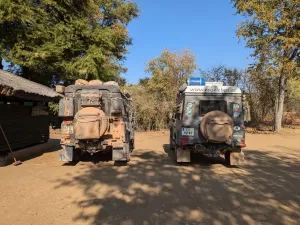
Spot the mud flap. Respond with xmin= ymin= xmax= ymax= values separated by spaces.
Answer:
xmin=176 ymin=148 xmax=191 ymax=163
xmin=112 ymin=146 xmax=127 ymax=161
xmin=59 ymin=146 xmax=73 ymax=161
xmin=230 ymin=151 xmax=244 ymax=166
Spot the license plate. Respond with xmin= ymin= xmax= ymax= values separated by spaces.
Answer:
xmin=182 ymin=128 xmax=194 ymax=136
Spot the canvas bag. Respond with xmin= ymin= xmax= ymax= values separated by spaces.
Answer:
xmin=74 ymin=107 xmax=105 ymax=140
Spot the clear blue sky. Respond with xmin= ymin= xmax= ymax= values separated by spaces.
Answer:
xmin=123 ymin=0 xmax=253 ymax=84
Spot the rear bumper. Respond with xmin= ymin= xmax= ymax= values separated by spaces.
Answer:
xmin=178 ymin=144 xmax=242 ymax=153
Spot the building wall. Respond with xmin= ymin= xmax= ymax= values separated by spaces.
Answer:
xmin=0 ymin=101 xmax=50 ymax=153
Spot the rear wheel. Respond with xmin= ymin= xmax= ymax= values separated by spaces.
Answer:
xmin=125 ymin=143 xmax=130 ymax=162
xmin=72 ymin=149 xmax=82 ymax=162
xmin=225 ymin=151 xmax=231 ymax=164
xmin=130 ymin=139 xmax=134 ymax=153
xmin=170 ymin=128 xmax=175 ymax=150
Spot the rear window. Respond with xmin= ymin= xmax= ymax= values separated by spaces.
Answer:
xmin=199 ymin=100 xmax=227 ymax=117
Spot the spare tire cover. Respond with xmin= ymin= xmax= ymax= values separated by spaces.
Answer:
xmin=74 ymin=107 xmax=108 ymax=140
xmin=200 ymin=110 xmax=233 ymax=143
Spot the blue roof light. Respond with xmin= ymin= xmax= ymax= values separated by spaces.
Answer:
xmin=187 ymin=77 xmax=206 ymax=86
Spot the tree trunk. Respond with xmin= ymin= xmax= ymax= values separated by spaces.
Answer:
xmin=22 ymin=66 xmax=31 ymax=80
xmin=0 ymin=58 xmax=3 ymax=70
xmin=273 ymin=96 xmax=278 ymax=131
xmin=274 ymin=73 xmax=288 ymax=132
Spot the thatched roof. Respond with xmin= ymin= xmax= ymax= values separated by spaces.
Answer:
xmin=0 ymin=70 xmax=62 ymax=102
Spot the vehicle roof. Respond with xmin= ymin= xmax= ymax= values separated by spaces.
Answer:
xmin=178 ymin=82 xmax=242 ymax=95
xmin=65 ymin=84 xmax=121 ymax=93
xmin=184 ymin=85 xmax=242 ymax=94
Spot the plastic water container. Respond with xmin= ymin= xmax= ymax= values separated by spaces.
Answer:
xmin=187 ymin=77 xmax=206 ymax=86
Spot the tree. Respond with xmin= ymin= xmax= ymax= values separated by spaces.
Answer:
xmin=286 ymin=78 xmax=300 ymax=112
xmin=138 ymin=77 xmax=150 ymax=86
xmin=201 ymin=65 xmax=226 ymax=83
xmin=0 ymin=0 xmax=139 ymax=85
xmin=127 ymin=49 xmax=197 ymax=131
xmin=200 ymin=65 xmax=244 ymax=87
xmin=146 ymin=49 xmax=197 ymax=102
xmin=232 ymin=0 xmax=300 ymax=131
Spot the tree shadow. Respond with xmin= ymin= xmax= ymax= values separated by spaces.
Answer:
xmin=53 ymin=145 xmax=300 ymax=225
xmin=163 ymin=143 xmax=227 ymax=167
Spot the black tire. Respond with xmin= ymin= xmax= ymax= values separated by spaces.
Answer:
xmin=174 ymin=146 xmax=178 ymax=162
xmin=0 ymin=154 xmax=9 ymax=167
xmin=225 ymin=151 xmax=231 ymax=164
xmin=170 ymin=129 xmax=175 ymax=150
xmin=125 ymin=143 xmax=130 ymax=162
xmin=130 ymin=139 xmax=134 ymax=153
xmin=72 ymin=148 xmax=81 ymax=162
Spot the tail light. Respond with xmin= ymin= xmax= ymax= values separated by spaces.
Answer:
xmin=239 ymin=139 xmax=246 ymax=148
xmin=180 ymin=137 xmax=189 ymax=146
xmin=62 ymin=119 xmax=74 ymax=134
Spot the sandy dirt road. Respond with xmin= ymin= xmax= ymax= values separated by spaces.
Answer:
xmin=0 ymin=131 xmax=300 ymax=225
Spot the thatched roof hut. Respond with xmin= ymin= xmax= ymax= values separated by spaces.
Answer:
xmin=0 ymin=69 xmax=62 ymax=102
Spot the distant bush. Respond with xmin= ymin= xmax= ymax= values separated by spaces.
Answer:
xmin=126 ymin=49 xmax=197 ymax=131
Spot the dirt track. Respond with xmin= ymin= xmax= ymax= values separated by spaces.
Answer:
xmin=1 ymin=131 xmax=300 ymax=225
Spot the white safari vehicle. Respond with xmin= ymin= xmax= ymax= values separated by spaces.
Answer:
xmin=170 ymin=78 xmax=250 ymax=166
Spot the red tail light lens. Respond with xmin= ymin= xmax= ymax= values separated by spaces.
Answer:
xmin=240 ymin=139 xmax=246 ymax=148
xmin=180 ymin=137 xmax=189 ymax=146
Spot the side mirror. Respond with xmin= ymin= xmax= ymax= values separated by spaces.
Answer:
xmin=56 ymin=85 xmax=65 ymax=94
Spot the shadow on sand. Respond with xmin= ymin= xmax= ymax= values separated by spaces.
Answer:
xmin=3 ymin=138 xmax=61 ymax=165
xmin=53 ymin=143 xmax=300 ymax=225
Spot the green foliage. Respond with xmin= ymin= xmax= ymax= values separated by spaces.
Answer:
xmin=247 ymin=70 xmax=278 ymax=123
xmin=138 ymin=77 xmax=150 ymax=86
xmin=286 ymin=78 xmax=300 ymax=111
xmin=146 ymin=49 xmax=197 ymax=102
xmin=128 ymin=49 xmax=197 ymax=131
xmin=233 ymin=0 xmax=300 ymax=74
xmin=48 ymin=102 xmax=59 ymax=115
xmin=0 ymin=0 xmax=139 ymax=84
xmin=126 ymin=85 xmax=168 ymax=131
xmin=232 ymin=0 xmax=300 ymax=130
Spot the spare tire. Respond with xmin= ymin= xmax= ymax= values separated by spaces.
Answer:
xmin=200 ymin=111 xmax=233 ymax=143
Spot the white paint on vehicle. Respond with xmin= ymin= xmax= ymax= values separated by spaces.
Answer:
xmin=185 ymin=86 xmax=242 ymax=94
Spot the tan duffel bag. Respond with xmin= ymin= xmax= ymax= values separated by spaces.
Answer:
xmin=74 ymin=107 xmax=107 ymax=140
